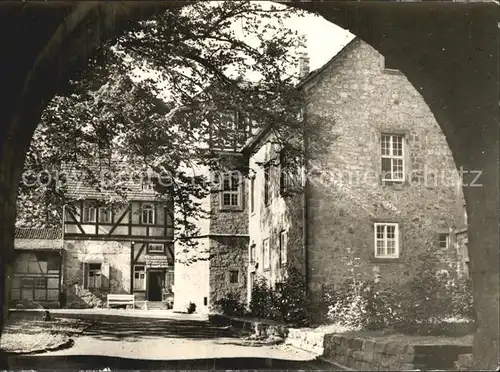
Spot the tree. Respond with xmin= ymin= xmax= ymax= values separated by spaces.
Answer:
xmin=17 ymin=1 xmax=310 ymax=242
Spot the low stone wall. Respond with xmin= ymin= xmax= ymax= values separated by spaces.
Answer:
xmin=454 ymin=353 xmax=473 ymax=370
xmin=323 ymin=334 xmax=473 ymax=371
xmin=208 ymin=314 xmax=288 ymax=338
xmin=285 ymin=328 xmax=326 ymax=355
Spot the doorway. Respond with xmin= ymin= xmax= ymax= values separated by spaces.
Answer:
xmin=147 ymin=270 xmax=165 ymax=301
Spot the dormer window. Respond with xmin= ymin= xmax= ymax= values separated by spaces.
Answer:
xmin=141 ymin=203 xmax=155 ymax=225
xmin=82 ymin=203 xmax=96 ymax=223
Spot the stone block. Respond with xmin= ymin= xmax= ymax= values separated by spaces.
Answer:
xmin=362 ymin=339 xmax=376 ymax=353
xmin=374 ymin=341 xmax=387 ymax=353
xmin=385 ymin=342 xmax=405 ymax=355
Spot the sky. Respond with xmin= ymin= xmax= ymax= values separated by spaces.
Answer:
xmin=131 ymin=2 xmax=355 ymax=101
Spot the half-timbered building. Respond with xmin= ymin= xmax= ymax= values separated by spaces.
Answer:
xmin=62 ymin=164 xmax=175 ymax=308
xmin=11 ymin=228 xmax=63 ymax=308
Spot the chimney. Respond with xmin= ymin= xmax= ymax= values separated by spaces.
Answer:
xmin=298 ymin=52 xmax=310 ymax=80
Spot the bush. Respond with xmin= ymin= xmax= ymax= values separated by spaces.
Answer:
xmin=249 ymin=266 xmax=309 ymax=326
xmin=187 ymin=302 xmax=196 ymax=314
xmin=213 ymin=292 xmax=246 ymax=317
xmin=323 ymin=249 xmax=476 ymax=335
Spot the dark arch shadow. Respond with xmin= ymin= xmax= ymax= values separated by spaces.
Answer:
xmin=0 ymin=2 xmax=498 ymax=369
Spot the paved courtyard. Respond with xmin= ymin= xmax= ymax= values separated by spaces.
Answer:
xmin=6 ymin=311 xmax=343 ymax=370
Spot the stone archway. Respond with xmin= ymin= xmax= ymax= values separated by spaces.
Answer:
xmin=0 ymin=2 xmax=498 ymax=369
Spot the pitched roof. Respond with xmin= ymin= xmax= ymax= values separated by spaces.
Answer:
xmin=61 ymin=161 xmax=169 ymax=202
xmin=15 ymin=228 xmax=63 ymax=240
xmin=240 ymin=38 xmax=359 ymax=154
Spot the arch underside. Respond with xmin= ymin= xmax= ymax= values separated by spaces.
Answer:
xmin=0 ymin=1 xmax=498 ymax=369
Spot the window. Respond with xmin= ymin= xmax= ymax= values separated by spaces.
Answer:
xmin=263 ymin=238 xmax=270 ymax=270
xmin=141 ymin=203 xmax=155 ymax=224
xmin=249 ymin=243 xmax=256 ymax=264
xmin=381 ymin=134 xmax=405 ymax=182
xmin=88 ymin=263 xmax=102 ymax=289
xmin=264 ymin=164 xmax=271 ymax=206
xmin=22 ymin=277 xmax=47 ymax=289
xmin=279 ymin=230 xmax=288 ymax=266
xmin=47 ymin=255 xmax=59 ymax=271
xmin=229 ymin=270 xmax=239 ymax=284
xmin=221 ymin=171 xmax=242 ymax=209
xmin=439 ymin=233 xmax=450 ymax=249
xmin=148 ymin=243 xmax=165 ymax=253
xmin=280 ymin=149 xmax=300 ymax=195
xmin=133 ymin=265 xmax=146 ymax=290
xmin=82 ymin=204 xmax=96 ymax=223
xmin=250 ymin=177 xmax=255 ymax=213
xmin=374 ymin=223 xmax=400 ymax=258
xmin=98 ymin=207 xmax=112 ymax=223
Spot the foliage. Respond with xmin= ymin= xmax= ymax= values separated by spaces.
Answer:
xmin=249 ymin=265 xmax=309 ymax=326
xmin=323 ymin=248 xmax=476 ymax=335
xmin=17 ymin=1 xmax=310 ymax=239
xmin=213 ymin=292 xmax=247 ymax=317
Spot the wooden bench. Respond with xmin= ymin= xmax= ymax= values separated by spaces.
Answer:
xmin=107 ymin=294 xmax=135 ymax=309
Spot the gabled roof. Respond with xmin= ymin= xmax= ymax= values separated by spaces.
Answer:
xmin=62 ymin=161 xmax=169 ymax=202
xmin=240 ymin=38 xmax=359 ymax=154
xmin=15 ymin=228 xmax=63 ymax=240
xmin=296 ymin=37 xmax=359 ymax=90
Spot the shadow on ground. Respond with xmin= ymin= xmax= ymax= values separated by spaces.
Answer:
xmin=7 ymin=312 xmax=235 ymax=342
xmin=6 ymin=354 xmax=341 ymax=370
xmin=77 ymin=314 xmax=235 ymax=341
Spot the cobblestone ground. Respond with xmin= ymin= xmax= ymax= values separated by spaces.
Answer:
xmin=6 ymin=311 xmax=344 ymax=370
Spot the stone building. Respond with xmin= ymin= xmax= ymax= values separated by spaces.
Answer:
xmin=244 ymin=38 xmax=468 ymax=311
xmin=173 ymin=114 xmax=253 ymax=314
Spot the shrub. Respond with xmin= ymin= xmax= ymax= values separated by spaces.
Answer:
xmin=274 ymin=266 xmax=310 ymax=326
xmin=187 ymin=302 xmax=196 ymax=314
xmin=249 ymin=276 xmax=279 ymax=319
xmin=249 ymin=266 xmax=309 ymax=325
xmin=322 ymin=249 xmax=476 ymax=335
xmin=213 ymin=292 xmax=246 ymax=317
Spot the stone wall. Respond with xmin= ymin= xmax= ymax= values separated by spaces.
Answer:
xmin=209 ymin=236 xmax=248 ymax=311
xmin=303 ymin=39 xmax=466 ymax=306
xmin=323 ymin=334 xmax=472 ymax=371
xmin=247 ymin=132 xmax=304 ymax=300
xmin=63 ymin=240 xmax=131 ymax=308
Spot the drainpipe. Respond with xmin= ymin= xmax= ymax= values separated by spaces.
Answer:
xmin=301 ymin=108 xmax=309 ymax=299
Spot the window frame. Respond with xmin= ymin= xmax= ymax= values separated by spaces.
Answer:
xmin=279 ymin=230 xmax=288 ymax=266
xmin=82 ymin=203 xmax=96 ymax=223
xmin=381 ymin=133 xmax=405 ymax=183
xmin=87 ymin=263 xmax=102 ymax=289
xmin=220 ymin=170 xmax=243 ymax=210
xmin=229 ymin=270 xmax=239 ymax=284
xmin=141 ymin=203 xmax=155 ymax=225
xmin=98 ymin=206 xmax=112 ymax=224
xmin=250 ymin=176 xmax=255 ymax=214
xmin=147 ymin=243 xmax=165 ymax=253
xmin=263 ymin=238 xmax=270 ymax=271
xmin=133 ymin=265 xmax=146 ymax=291
xmin=373 ymin=222 xmax=400 ymax=259
xmin=439 ymin=233 xmax=450 ymax=249
xmin=264 ymin=164 xmax=271 ymax=206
